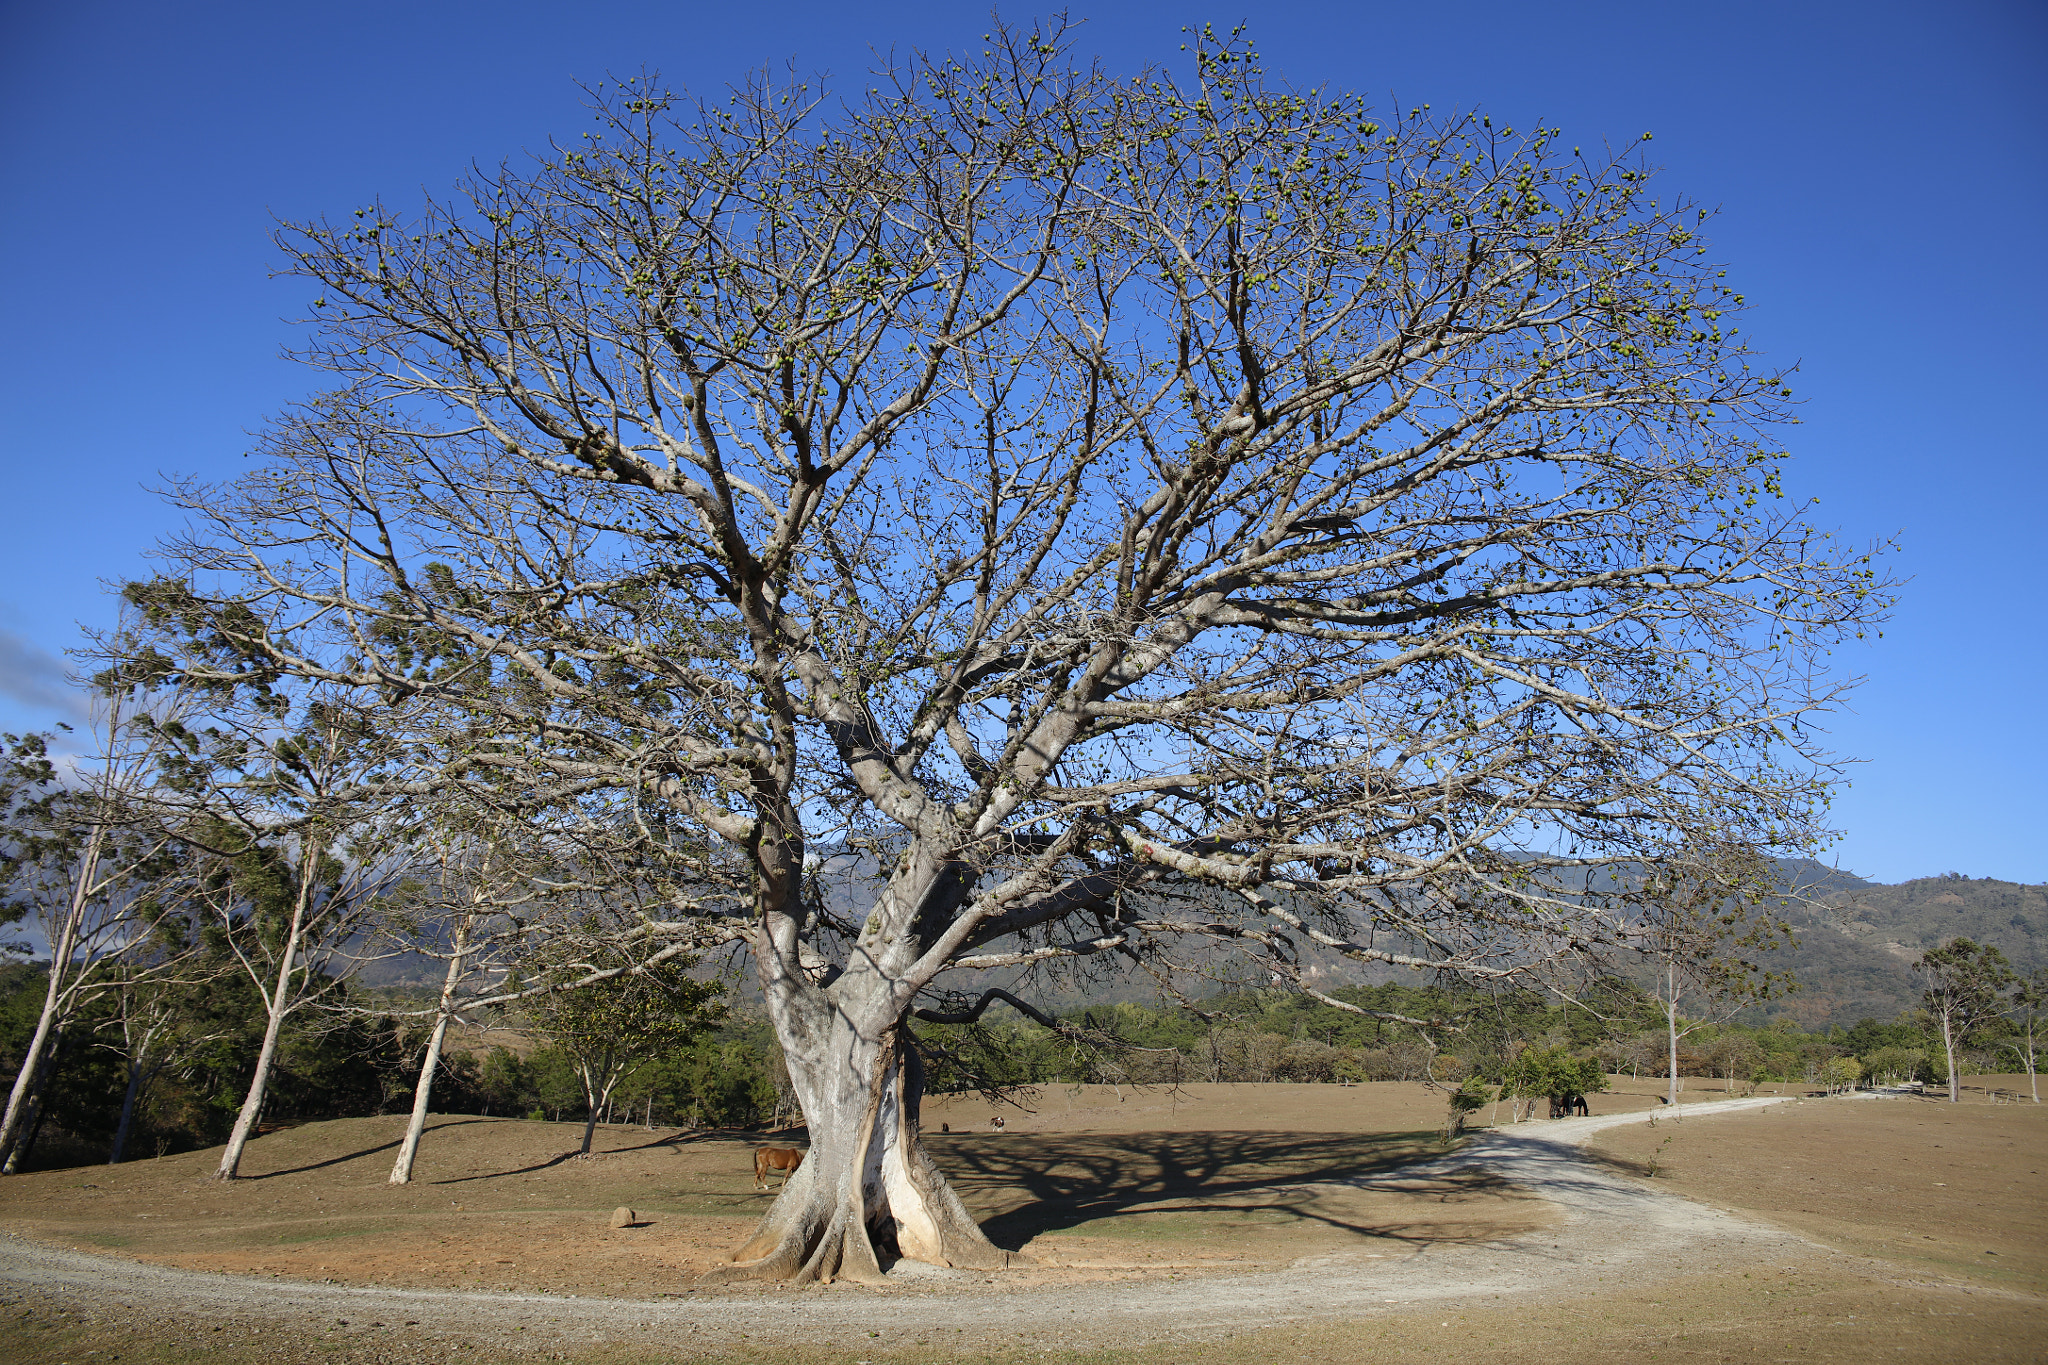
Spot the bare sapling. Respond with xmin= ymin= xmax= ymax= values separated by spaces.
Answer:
xmin=2005 ymin=969 xmax=2045 ymax=1104
xmin=516 ymin=905 xmax=725 ymax=1157
xmin=1637 ymin=844 xmax=1796 ymax=1113
xmin=95 ymin=962 xmax=232 ymax=1164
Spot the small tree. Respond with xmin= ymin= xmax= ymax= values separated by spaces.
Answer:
xmin=1638 ymin=844 xmax=1795 ymax=1110
xmin=1439 ymin=1074 xmax=1491 ymax=1143
xmin=1500 ymin=1045 xmax=1608 ymax=1122
xmin=2003 ymin=969 xmax=2044 ymax=1104
xmin=91 ymin=964 xmax=233 ymax=1164
xmin=1702 ymin=1033 xmax=1766 ymax=1094
xmin=1618 ymin=1031 xmax=1665 ymax=1081
xmin=161 ymin=692 xmax=421 ymax=1181
xmin=522 ymin=937 xmax=725 ymax=1155
xmin=383 ymin=823 xmax=562 ymax=1184
xmin=0 ymin=682 xmax=210 ymax=1172
xmin=1820 ymin=1055 xmax=1862 ymax=1095
xmin=1861 ymin=1045 xmax=1928 ymax=1087
xmin=1914 ymin=939 xmax=2016 ymax=1104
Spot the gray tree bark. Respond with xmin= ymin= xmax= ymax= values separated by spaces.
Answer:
xmin=0 ymin=825 xmax=103 ymax=1167
xmin=390 ymin=918 xmax=472 ymax=1184
xmin=215 ymin=850 xmax=317 ymax=1181
xmin=703 ymin=1013 xmax=1016 ymax=1286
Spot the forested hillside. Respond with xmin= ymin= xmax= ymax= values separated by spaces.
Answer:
xmin=1813 ymin=873 xmax=2045 ymax=968
xmin=895 ymin=860 xmax=2048 ymax=1029
xmin=1762 ymin=869 xmax=2047 ymax=1027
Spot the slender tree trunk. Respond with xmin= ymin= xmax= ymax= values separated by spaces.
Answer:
xmin=577 ymin=1057 xmax=610 ymax=1156
xmin=108 ymin=1053 xmax=155 ymax=1166
xmin=0 ymin=1008 xmax=64 ymax=1171
xmin=5 ymin=1091 xmax=47 ymax=1174
xmin=108 ymin=1007 xmax=171 ymax=1165
xmin=109 ymin=1064 xmax=146 ymax=1165
xmin=390 ymin=1010 xmax=456 ymax=1183
xmin=216 ymin=856 xmax=315 ymax=1181
xmin=8 ymin=1020 xmax=76 ymax=1174
xmin=216 ymin=972 xmax=293 ymax=1179
xmin=0 ymin=826 xmax=105 ymax=1168
xmin=1940 ymin=1010 xmax=1960 ymax=1103
xmin=390 ymin=921 xmax=471 ymax=1185
xmin=1665 ymin=965 xmax=1682 ymax=1110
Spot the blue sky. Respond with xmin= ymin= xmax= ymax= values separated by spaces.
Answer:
xmin=1 ymin=0 xmax=2042 ymax=884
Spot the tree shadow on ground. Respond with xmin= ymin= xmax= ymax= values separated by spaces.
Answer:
xmin=928 ymin=1129 xmax=1524 ymax=1251
xmin=243 ymin=1118 xmax=497 ymax=1180
xmin=429 ymin=1123 xmax=771 ymax=1185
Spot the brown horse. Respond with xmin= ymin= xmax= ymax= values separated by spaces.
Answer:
xmin=753 ymin=1146 xmax=805 ymax=1191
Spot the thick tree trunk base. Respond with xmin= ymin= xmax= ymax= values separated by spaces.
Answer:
xmin=700 ymin=1032 xmax=1028 ymax=1285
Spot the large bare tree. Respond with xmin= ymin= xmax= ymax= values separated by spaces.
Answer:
xmin=132 ymin=25 xmax=1886 ymax=1281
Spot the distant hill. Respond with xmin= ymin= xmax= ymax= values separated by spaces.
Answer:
xmin=1810 ymin=872 xmax=2046 ymax=968
xmin=353 ymin=856 xmax=2046 ymax=1031
xmin=1734 ymin=865 xmax=2042 ymax=1028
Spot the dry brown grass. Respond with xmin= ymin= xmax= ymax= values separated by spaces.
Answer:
xmin=1587 ymin=1077 xmax=2048 ymax=1295
xmin=0 ymin=1082 xmax=1554 ymax=1294
xmin=1 ymin=1078 xmax=2044 ymax=1363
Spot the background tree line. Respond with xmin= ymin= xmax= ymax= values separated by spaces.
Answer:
xmin=4 ymin=934 xmax=2037 ymax=1175
xmin=915 ymin=976 xmax=2045 ymax=1097
xmin=0 ymin=957 xmax=788 ymax=1172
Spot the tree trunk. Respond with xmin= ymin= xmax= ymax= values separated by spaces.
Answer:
xmin=0 ymin=1006 xmax=63 ymax=1171
xmin=108 ymin=1008 xmax=170 ymax=1166
xmin=1940 ymin=1011 xmax=1960 ymax=1103
xmin=216 ymin=924 xmax=307 ymax=1179
xmin=391 ymin=922 xmax=470 ymax=1185
xmin=4 ymin=1091 xmax=47 ymax=1174
xmin=577 ymin=1056 xmax=611 ymax=1156
xmin=216 ymin=979 xmax=291 ymax=1180
xmin=109 ymin=1054 xmax=152 ymax=1166
xmin=1 ymin=1028 xmax=66 ymax=1175
xmin=216 ymin=843 xmax=318 ymax=1180
xmin=701 ymin=1021 xmax=1020 ymax=1285
xmin=1665 ymin=965 xmax=1681 ymax=1110
xmin=391 ymin=1011 xmax=454 ymax=1183
xmin=0 ymin=825 xmax=103 ymax=1169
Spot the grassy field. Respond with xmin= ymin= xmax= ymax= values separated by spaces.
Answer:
xmin=0 ymin=1077 xmax=2043 ymax=1363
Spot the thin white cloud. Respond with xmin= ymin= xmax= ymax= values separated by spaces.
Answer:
xmin=0 ymin=625 xmax=88 ymax=722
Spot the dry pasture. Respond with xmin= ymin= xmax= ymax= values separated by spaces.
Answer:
xmin=0 ymin=1081 xmax=1552 ymax=1295
xmin=0 ymin=1078 xmax=2044 ymax=1364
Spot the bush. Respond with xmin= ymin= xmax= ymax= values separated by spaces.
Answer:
xmin=1861 ymin=1046 xmax=1929 ymax=1085
xmin=1501 ymin=1045 xmax=1609 ymax=1118
xmin=1819 ymin=1055 xmax=1863 ymax=1093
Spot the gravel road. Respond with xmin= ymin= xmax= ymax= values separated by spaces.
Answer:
xmin=0 ymin=1095 xmax=1815 ymax=1357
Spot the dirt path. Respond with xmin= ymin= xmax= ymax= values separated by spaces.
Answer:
xmin=0 ymin=1095 xmax=1817 ymax=1356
